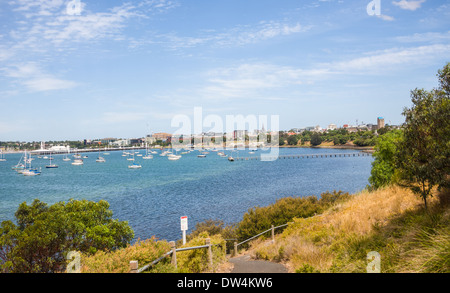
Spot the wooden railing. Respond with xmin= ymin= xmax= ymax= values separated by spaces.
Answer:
xmin=129 ymin=238 xmax=218 ymax=273
xmin=129 ymin=223 xmax=291 ymax=273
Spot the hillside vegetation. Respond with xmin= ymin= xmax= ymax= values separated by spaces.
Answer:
xmin=247 ymin=186 xmax=449 ymax=273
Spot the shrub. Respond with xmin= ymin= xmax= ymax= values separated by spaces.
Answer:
xmin=176 ymin=232 xmax=226 ymax=273
xmin=0 ymin=199 xmax=134 ymax=273
xmin=80 ymin=237 xmax=171 ymax=273
xmin=235 ymin=191 xmax=350 ymax=244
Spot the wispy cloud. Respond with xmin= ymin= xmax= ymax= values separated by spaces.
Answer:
xmin=2 ymin=62 xmax=78 ymax=92
xmin=136 ymin=21 xmax=311 ymax=51
xmin=377 ymin=14 xmax=395 ymax=21
xmin=199 ymin=43 xmax=450 ymax=101
xmin=329 ymin=44 xmax=450 ymax=73
xmin=5 ymin=0 xmax=178 ymax=52
xmin=392 ymin=0 xmax=426 ymax=11
xmin=395 ymin=31 xmax=450 ymax=43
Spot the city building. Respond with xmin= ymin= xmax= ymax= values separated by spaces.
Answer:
xmin=152 ymin=133 xmax=172 ymax=142
xmin=327 ymin=124 xmax=337 ymax=131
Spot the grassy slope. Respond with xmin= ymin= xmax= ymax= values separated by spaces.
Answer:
xmin=247 ymin=186 xmax=450 ymax=273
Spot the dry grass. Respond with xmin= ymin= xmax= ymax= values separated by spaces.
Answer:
xmin=250 ymin=186 xmax=427 ymax=272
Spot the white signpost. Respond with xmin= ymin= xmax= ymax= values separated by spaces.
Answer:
xmin=181 ymin=216 xmax=188 ymax=245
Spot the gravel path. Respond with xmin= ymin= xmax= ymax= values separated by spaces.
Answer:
xmin=229 ymin=255 xmax=288 ymax=273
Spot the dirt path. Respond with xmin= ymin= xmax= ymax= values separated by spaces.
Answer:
xmin=228 ymin=255 xmax=288 ymax=273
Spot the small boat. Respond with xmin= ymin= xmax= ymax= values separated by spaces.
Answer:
xmin=22 ymin=152 xmax=42 ymax=175
xmin=0 ymin=151 xmax=6 ymax=162
xmin=96 ymin=157 xmax=106 ymax=163
xmin=63 ymin=155 xmax=71 ymax=161
xmin=197 ymin=154 xmax=206 ymax=158
xmin=12 ymin=163 xmax=25 ymax=171
xmin=128 ymin=163 xmax=142 ymax=169
xmin=168 ymin=155 xmax=181 ymax=161
xmin=228 ymin=156 xmax=235 ymax=162
xmin=82 ymin=156 xmax=88 ymax=159
xmin=46 ymin=154 xmax=58 ymax=168
xmin=22 ymin=168 xmax=42 ymax=176
xmin=12 ymin=152 xmax=26 ymax=171
xmin=72 ymin=159 xmax=84 ymax=166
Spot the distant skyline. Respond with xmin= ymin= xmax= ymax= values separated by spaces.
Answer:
xmin=1 ymin=0 xmax=449 ymax=141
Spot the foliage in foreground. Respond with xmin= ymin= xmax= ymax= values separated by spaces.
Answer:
xmin=176 ymin=232 xmax=226 ymax=273
xmin=250 ymin=186 xmax=449 ymax=273
xmin=369 ymin=62 xmax=450 ymax=210
xmin=80 ymin=237 xmax=172 ymax=273
xmin=235 ymin=191 xmax=351 ymax=244
xmin=0 ymin=199 xmax=134 ymax=273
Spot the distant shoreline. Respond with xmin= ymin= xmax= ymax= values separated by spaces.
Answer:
xmin=1 ymin=144 xmax=375 ymax=155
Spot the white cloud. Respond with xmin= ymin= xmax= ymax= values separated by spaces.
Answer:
xmin=2 ymin=62 xmax=78 ymax=92
xmin=392 ymin=0 xmax=426 ymax=11
xmin=23 ymin=77 xmax=77 ymax=92
xmin=377 ymin=14 xmax=395 ymax=21
xmin=150 ymin=21 xmax=311 ymax=50
xmin=395 ymin=31 xmax=450 ymax=43
xmin=199 ymin=43 xmax=450 ymax=100
xmin=329 ymin=44 xmax=450 ymax=72
xmin=6 ymin=0 xmax=177 ymax=50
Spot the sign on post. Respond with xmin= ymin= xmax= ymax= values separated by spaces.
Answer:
xmin=181 ymin=216 xmax=188 ymax=245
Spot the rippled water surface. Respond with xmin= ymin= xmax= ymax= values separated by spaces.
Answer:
xmin=0 ymin=148 xmax=373 ymax=241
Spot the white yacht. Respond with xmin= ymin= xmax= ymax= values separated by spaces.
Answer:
xmin=96 ymin=157 xmax=106 ymax=163
xmin=168 ymin=154 xmax=181 ymax=161
xmin=46 ymin=154 xmax=58 ymax=168
xmin=128 ymin=163 xmax=142 ymax=169
xmin=72 ymin=159 xmax=84 ymax=166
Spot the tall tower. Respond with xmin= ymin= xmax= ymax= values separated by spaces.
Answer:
xmin=377 ymin=117 xmax=385 ymax=129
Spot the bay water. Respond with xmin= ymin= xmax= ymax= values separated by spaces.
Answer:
xmin=0 ymin=148 xmax=373 ymax=242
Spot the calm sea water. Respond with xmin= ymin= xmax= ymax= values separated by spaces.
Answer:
xmin=0 ymin=148 xmax=373 ymax=242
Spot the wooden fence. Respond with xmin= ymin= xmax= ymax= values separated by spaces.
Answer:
xmin=129 ymin=223 xmax=291 ymax=273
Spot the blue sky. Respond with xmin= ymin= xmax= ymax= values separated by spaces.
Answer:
xmin=0 ymin=0 xmax=449 ymax=141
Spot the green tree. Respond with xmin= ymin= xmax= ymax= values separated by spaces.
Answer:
xmin=287 ymin=135 xmax=299 ymax=146
xmin=310 ymin=133 xmax=323 ymax=146
xmin=0 ymin=199 xmax=134 ymax=273
xmin=369 ymin=130 xmax=403 ymax=189
xmin=395 ymin=63 xmax=450 ymax=209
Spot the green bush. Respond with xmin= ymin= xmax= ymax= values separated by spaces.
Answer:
xmin=184 ymin=219 xmax=236 ymax=254
xmin=80 ymin=237 xmax=172 ymax=273
xmin=176 ymin=232 xmax=226 ymax=273
xmin=0 ymin=199 xmax=134 ymax=273
xmin=235 ymin=191 xmax=350 ymax=244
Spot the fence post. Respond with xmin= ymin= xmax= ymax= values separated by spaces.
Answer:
xmin=234 ymin=241 xmax=238 ymax=256
xmin=271 ymin=225 xmax=275 ymax=243
xmin=170 ymin=241 xmax=177 ymax=269
xmin=206 ymin=238 xmax=214 ymax=272
xmin=129 ymin=261 xmax=138 ymax=273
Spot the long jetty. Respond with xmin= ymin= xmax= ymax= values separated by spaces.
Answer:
xmin=233 ymin=152 xmax=372 ymax=161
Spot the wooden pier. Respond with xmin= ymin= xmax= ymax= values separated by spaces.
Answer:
xmin=233 ymin=152 xmax=372 ymax=161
